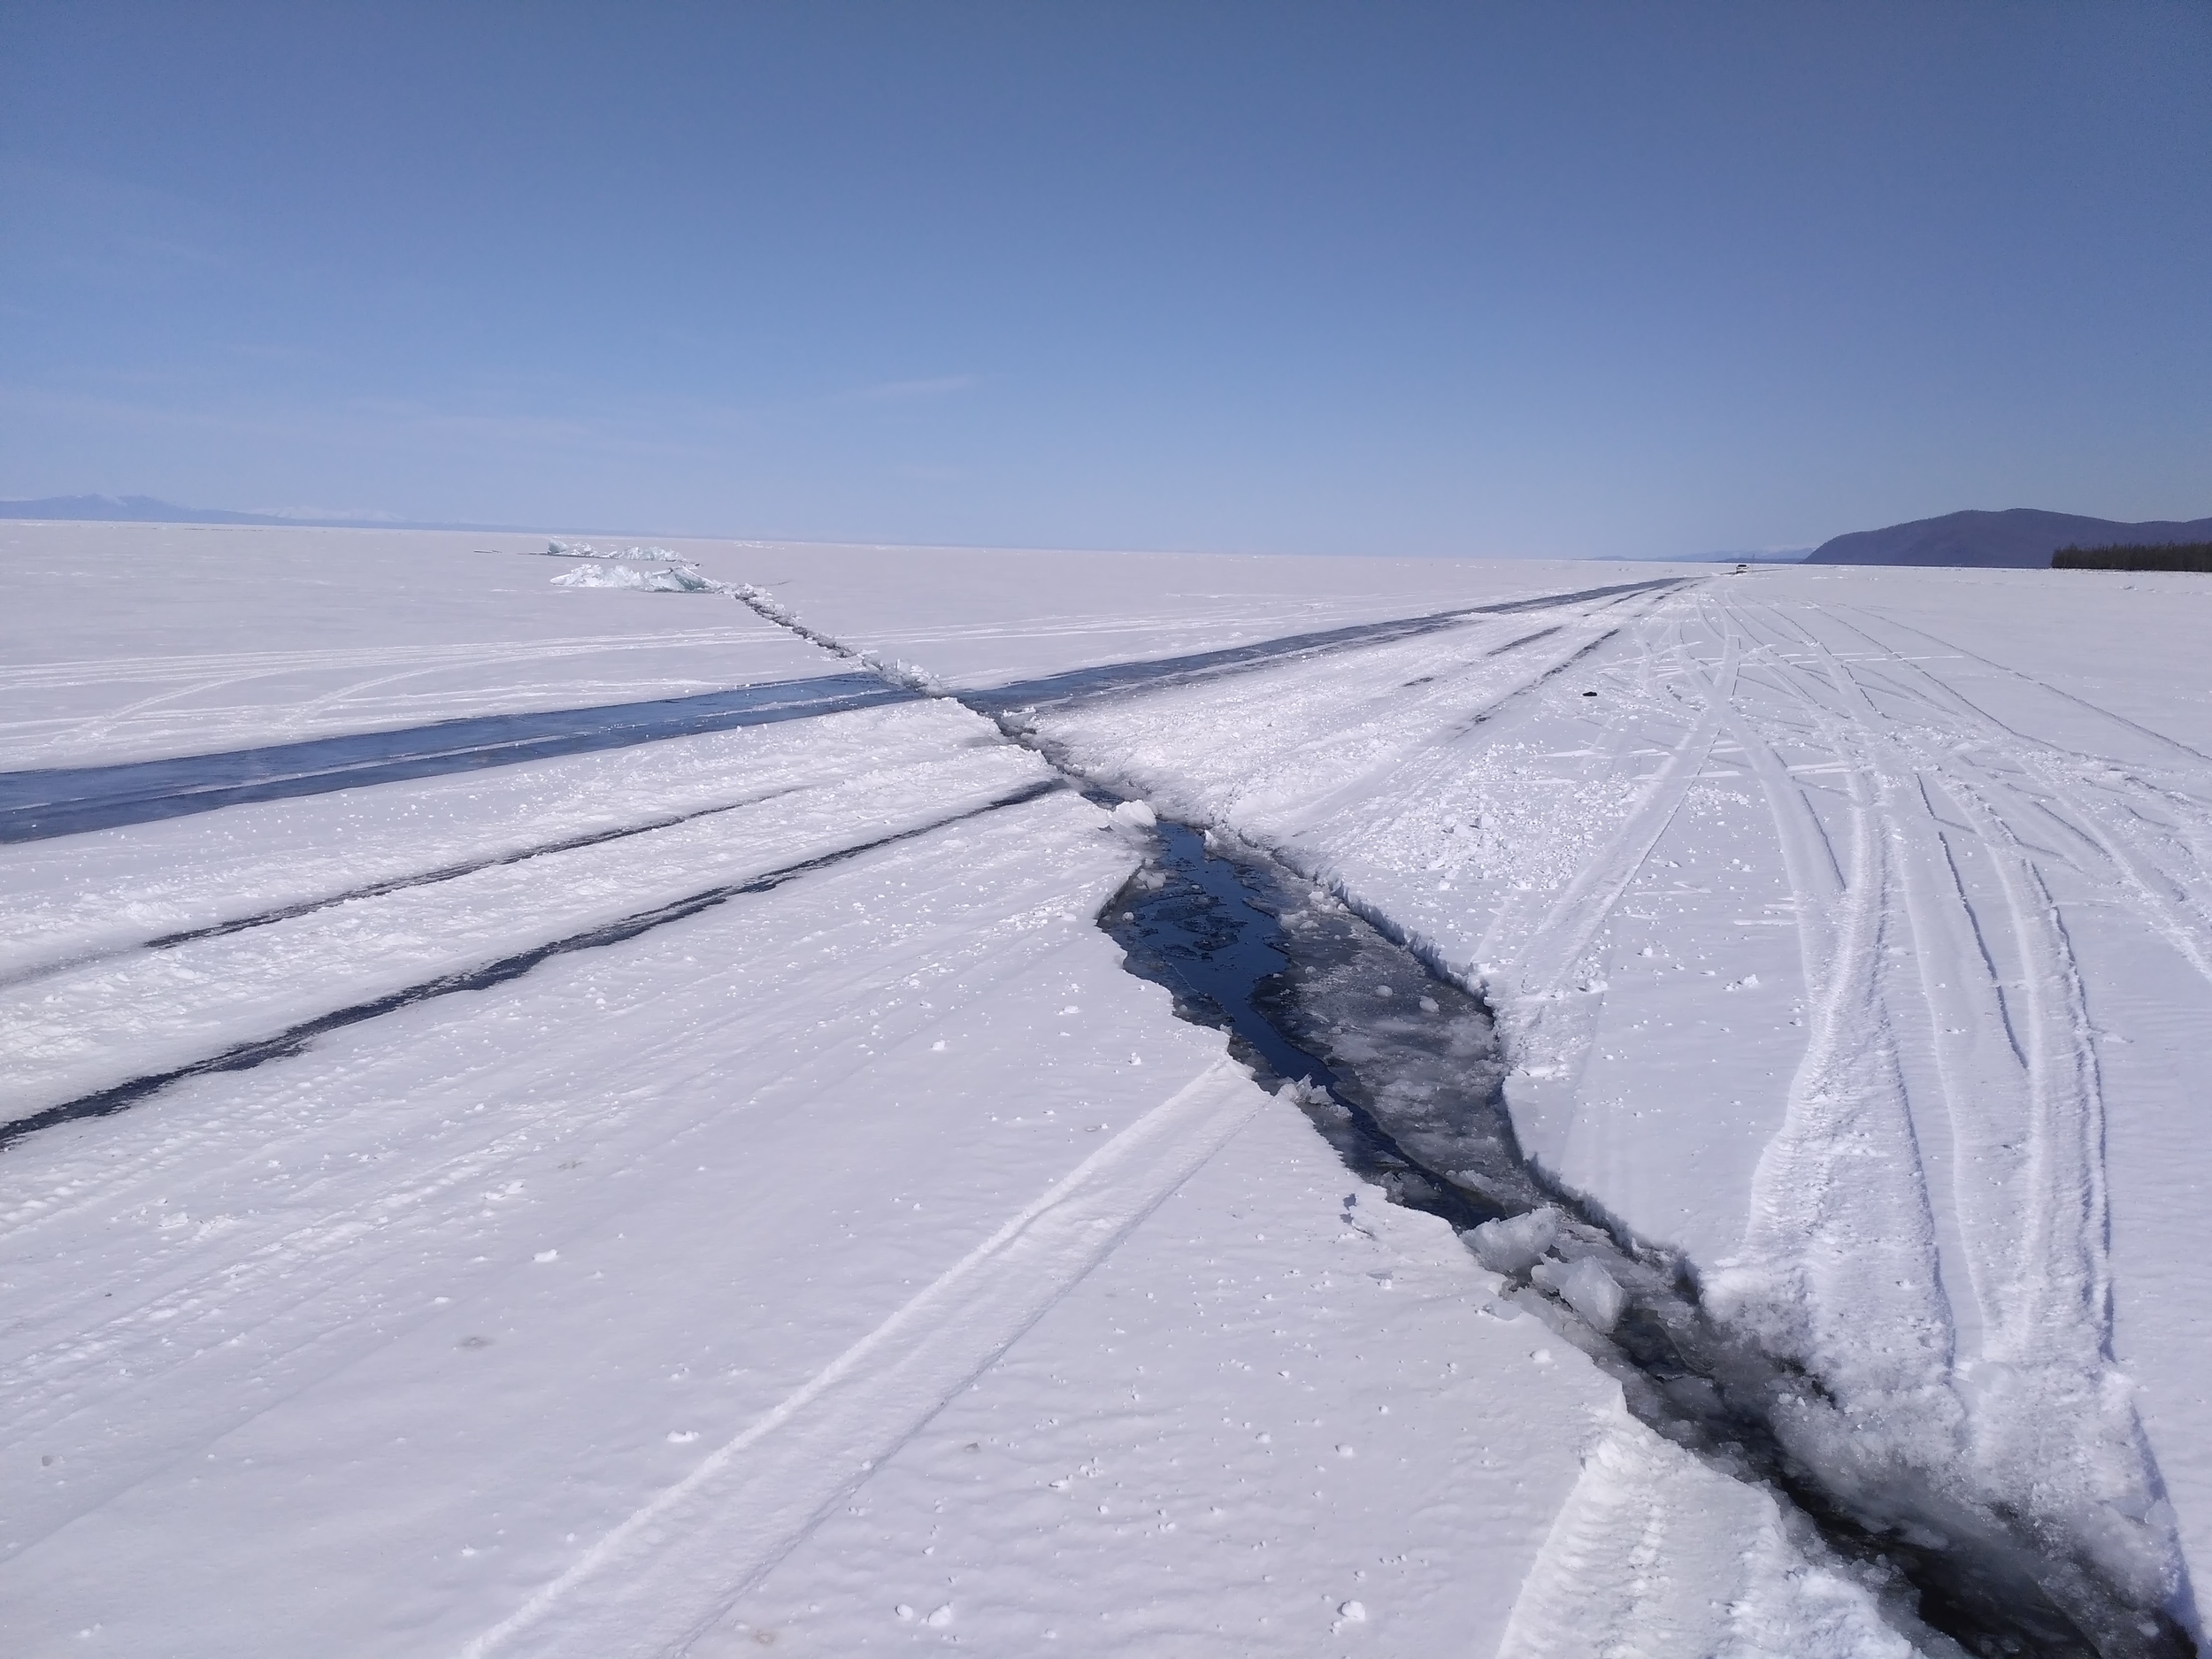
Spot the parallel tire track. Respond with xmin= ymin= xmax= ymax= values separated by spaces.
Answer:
xmin=460 ymin=1059 xmax=1263 ymax=1659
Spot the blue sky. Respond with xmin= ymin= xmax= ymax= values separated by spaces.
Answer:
xmin=3 ymin=2 xmax=2208 ymax=557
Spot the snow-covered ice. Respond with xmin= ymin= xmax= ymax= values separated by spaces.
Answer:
xmin=737 ymin=541 xmax=2212 ymax=1645
xmin=5 ymin=523 xmax=2208 ymax=1655
xmin=0 ymin=521 xmax=815 ymax=767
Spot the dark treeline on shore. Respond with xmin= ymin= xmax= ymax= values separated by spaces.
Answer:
xmin=2053 ymin=542 xmax=2212 ymax=572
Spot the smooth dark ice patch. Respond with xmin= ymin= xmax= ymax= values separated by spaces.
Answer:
xmin=0 ymin=674 xmax=917 ymax=842
xmin=968 ymin=579 xmax=1683 ymax=716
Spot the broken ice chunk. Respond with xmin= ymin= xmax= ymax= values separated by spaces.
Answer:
xmin=1532 ymin=1256 xmax=1627 ymax=1333
xmin=1468 ymin=1207 xmax=1561 ymax=1275
xmin=549 ymin=563 xmax=715 ymax=593
xmin=1110 ymin=799 xmax=1158 ymax=830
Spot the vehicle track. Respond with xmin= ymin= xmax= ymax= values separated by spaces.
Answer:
xmin=465 ymin=1057 xmax=1263 ymax=1659
xmin=1690 ymin=591 xmax=2184 ymax=1636
xmin=0 ymin=788 xmax=1123 ymax=1555
xmin=735 ymin=579 xmax=2197 ymax=1656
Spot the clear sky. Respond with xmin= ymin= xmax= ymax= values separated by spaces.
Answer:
xmin=3 ymin=3 xmax=2208 ymax=557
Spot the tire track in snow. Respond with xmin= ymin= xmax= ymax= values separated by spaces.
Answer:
xmin=1458 ymin=610 xmax=1731 ymax=1141
xmin=457 ymin=1057 xmax=1263 ymax=1659
xmin=0 ymin=801 xmax=1125 ymax=1533
xmin=1766 ymin=609 xmax=2183 ymax=1579
xmin=1814 ymin=605 xmax=2212 ymax=997
xmin=1699 ymin=603 xmax=1991 ymax=1379
xmin=1701 ymin=594 xmax=2185 ymax=1624
xmin=1496 ymin=1420 xmax=1921 ymax=1659
xmin=1719 ymin=601 xmax=2069 ymax=1390
xmin=1212 ymin=591 xmax=1681 ymax=1007
xmin=1685 ymin=594 xmax=1844 ymax=986
xmin=1685 ymin=603 xmax=1967 ymax=1383
xmin=1703 ymin=610 xmax=1959 ymax=1423
xmin=1506 ymin=626 xmax=1738 ymax=1000
xmin=729 ymin=577 xmax=2195 ymax=1651
xmin=1843 ymin=657 xmax=2185 ymax=1624
xmin=1108 ymin=610 xmax=1652 ymax=862
xmin=1423 ymin=602 xmax=1694 ymax=976
xmin=1930 ymin=778 xmax=2116 ymax=1363
xmin=1832 ymin=603 xmax=2212 ymax=772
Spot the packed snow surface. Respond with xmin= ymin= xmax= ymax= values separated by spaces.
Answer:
xmin=0 ymin=522 xmax=815 ymax=767
xmin=740 ymin=543 xmax=2212 ymax=1643
xmin=4 ymin=523 xmax=2208 ymax=1656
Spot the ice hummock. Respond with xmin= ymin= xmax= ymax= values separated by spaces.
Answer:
xmin=536 ymin=539 xmax=684 ymax=560
xmin=549 ymin=564 xmax=719 ymax=594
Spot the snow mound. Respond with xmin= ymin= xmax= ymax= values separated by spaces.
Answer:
xmin=538 ymin=539 xmax=683 ymax=560
xmin=549 ymin=564 xmax=718 ymax=594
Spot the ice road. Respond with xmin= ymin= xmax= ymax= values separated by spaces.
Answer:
xmin=2 ymin=521 xmax=2208 ymax=1658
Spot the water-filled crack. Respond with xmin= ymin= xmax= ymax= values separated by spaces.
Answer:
xmin=726 ymin=582 xmax=2195 ymax=1659
xmin=1104 ymin=818 xmax=2191 ymax=1659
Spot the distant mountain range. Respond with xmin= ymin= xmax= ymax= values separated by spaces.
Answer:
xmin=0 ymin=494 xmax=510 ymax=533
xmin=1805 ymin=508 xmax=2212 ymax=568
xmin=8 ymin=494 xmax=2209 ymax=569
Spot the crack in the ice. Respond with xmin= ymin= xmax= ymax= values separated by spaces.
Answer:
xmin=733 ymin=580 xmax=1683 ymax=719
xmin=0 ymin=785 xmax=822 ymax=992
xmin=724 ymin=586 xmax=2193 ymax=1659
xmin=0 ymin=780 xmax=1064 ymax=1153
xmin=1102 ymin=819 xmax=2192 ymax=1659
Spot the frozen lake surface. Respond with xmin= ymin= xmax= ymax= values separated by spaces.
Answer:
xmin=4 ymin=520 xmax=2209 ymax=1657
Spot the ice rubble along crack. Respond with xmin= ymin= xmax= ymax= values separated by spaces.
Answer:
xmin=729 ymin=581 xmax=2196 ymax=1659
xmin=1106 ymin=806 xmax=2184 ymax=1659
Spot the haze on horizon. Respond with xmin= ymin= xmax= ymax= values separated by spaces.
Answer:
xmin=2 ymin=2 xmax=2207 ymax=559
